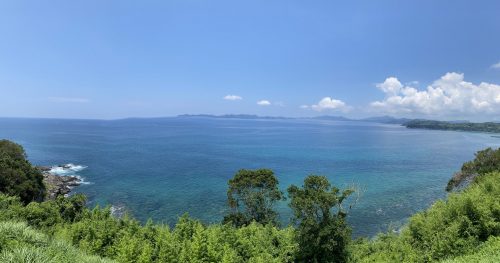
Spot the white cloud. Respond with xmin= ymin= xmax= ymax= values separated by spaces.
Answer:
xmin=376 ymin=77 xmax=403 ymax=95
xmin=48 ymin=97 xmax=89 ymax=103
xmin=257 ymin=100 xmax=271 ymax=106
xmin=371 ymin=72 xmax=500 ymax=117
xmin=491 ymin=62 xmax=500 ymax=69
xmin=303 ymin=97 xmax=349 ymax=112
xmin=223 ymin=95 xmax=242 ymax=101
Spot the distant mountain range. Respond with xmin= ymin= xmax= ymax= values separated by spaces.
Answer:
xmin=177 ymin=114 xmax=412 ymax=124
xmin=177 ymin=114 xmax=293 ymax=120
xmin=357 ymin=116 xmax=413 ymax=124
xmin=176 ymin=114 xmax=500 ymax=130
xmin=110 ymin=114 xmax=500 ymax=135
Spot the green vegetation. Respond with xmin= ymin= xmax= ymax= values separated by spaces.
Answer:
xmin=288 ymin=175 xmax=353 ymax=263
xmin=0 ymin=220 xmax=111 ymax=263
xmin=1 ymin=139 xmax=500 ymax=262
xmin=350 ymin=170 xmax=500 ymax=262
xmin=441 ymin=237 xmax=500 ymax=263
xmin=447 ymin=147 xmax=500 ymax=191
xmin=404 ymin=119 xmax=500 ymax=133
xmin=0 ymin=194 xmax=297 ymax=262
xmin=0 ymin=139 xmax=45 ymax=204
xmin=223 ymin=169 xmax=284 ymax=227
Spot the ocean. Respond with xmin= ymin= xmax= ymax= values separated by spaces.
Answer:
xmin=1 ymin=117 xmax=499 ymax=237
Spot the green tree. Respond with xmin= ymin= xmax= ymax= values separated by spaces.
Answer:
xmin=447 ymin=147 xmax=500 ymax=191
xmin=0 ymin=139 xmax=45 ymax=204
xmin=287 ymin=175 xmax=353 ymax=263
xmin=223 ymin=169 xmax=284 ymax=227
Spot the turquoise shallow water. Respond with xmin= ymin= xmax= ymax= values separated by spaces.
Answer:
xmin=1 ymin=117 xmax=499 ymax=237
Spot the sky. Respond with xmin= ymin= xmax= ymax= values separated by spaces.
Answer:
xmin=0 ymin=0 xmax=499 ymax=120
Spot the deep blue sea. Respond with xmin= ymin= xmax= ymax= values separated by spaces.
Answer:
xmin=1 ymin=117 xmax=499 ymax=237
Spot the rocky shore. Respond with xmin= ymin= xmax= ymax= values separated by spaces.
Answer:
xmin=38 ymin=165 xmax=82 ymax=199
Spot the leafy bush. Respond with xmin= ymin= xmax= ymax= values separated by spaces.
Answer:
xmin=224 ymin=169 xmax=284 ymax=227
xmin=0 ymin=140 xmax=45 ymax=204
xmin=0 ymin=193 xmax=88 ymax=231
xmin=288 ymin=175 xmax=353 ymax=263
xmin=0 ymin=194 xmax=297 ymax=262
xmin=57 ymin=212 xmax=297 ymax=262
xmin=3 ymin=139 xmax=500 ymax=262
xmin=0 ymin=221 xmax=112 ymax=263
xmin=350 ymin=171 xmax=500 ymax=262
xmin=447 ymin=147 xmax=500 ymax=191
xmin=441 ymin=236 xmax=500 ymax=263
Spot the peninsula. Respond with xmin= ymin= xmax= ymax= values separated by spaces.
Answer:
xmin=404 ymin=119 xmax=500 ymax=133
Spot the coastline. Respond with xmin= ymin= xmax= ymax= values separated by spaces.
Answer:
xmin=38 ymin=165 xmax=82 ymax=199
xmin=403 ymin=120 xmax=500 ymax=134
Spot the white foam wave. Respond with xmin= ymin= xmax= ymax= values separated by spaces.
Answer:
xmin=49 ymin=163 xmax=92 ymax=184
xmin=49 ymin=163 xmax=87 ymax=175
xmin=74 ymin=175 xmax=92 ymax=185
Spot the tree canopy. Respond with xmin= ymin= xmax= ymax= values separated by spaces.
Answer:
xmin=447 ymin=147 xmax=500 ymax=191
xmin=404 ymin=120 xmax=500 ymax=133
xmin=2 ymin=140 xmax=500 ymax=262
xmin=0 ymin=139 xmax=45 ymax=204
xmin=288 ymin=175 xmax=354 ymax=263
xmin=223 ymin=169 xmax=284 ymax=227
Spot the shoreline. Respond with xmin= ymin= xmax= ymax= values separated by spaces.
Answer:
xmin=38 ymin=165 xmax=82 ymax=199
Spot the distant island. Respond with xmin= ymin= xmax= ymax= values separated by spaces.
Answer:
xmin=177 ymin=114 xmax=411 ymax=124
xmin=177 ymin=114 xmax=500 ymax=134
xmin=404 ymin=119 xmax=500 ymax=133
xmin=177 ymin=114 xmax=293 ymax=120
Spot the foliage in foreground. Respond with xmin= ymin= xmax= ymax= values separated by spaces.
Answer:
xmin=288 ymin=175 xmax=353 ymax=263
xmin=0 ymin=194 xmax=297 ymax=262
xmin=447 ymin=147 xmax=500 ymax=191
xmin=0 ymin=171 xmax=352 ymax=263
xmin=441 ymin=236 xmax=500 ymax=263
xmin=2 ymin=138 xmax=500 ymax=262
xmin=0 ymin=220 xmax=112 ymax=263
xmin=224 ymin=169 xmax=284 ymax=227
xmin=0 ymin=139 xmax=45 ymax=204
xmin=4 ymin=169 xmax=499 ymax=263
xmin=350 ymin=170 xmax=500 ymax=262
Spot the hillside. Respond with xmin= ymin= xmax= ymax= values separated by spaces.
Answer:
xmin=350 ymin=169 xmax=500 ymax=262
xmin=405 ymin=120 xmax=500 ymax=133
xmin=0 ymin=221 xmax=111 ymax=263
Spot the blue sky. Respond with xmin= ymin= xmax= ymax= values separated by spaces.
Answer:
xmin=1 ymin=0 xmax=499 ymax=120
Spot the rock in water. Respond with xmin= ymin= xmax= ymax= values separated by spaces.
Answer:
xmin=38 ymin=166 xmax=82 ymax=200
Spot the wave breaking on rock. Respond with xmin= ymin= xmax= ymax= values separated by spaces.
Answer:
xmin=38 ymin=164 xmax=89 ymax=199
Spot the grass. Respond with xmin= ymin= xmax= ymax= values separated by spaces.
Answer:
xmin=0 ymin=221 xmax=113 ymax=263
xmin=442 ymin=237 xmax=500 ymax=263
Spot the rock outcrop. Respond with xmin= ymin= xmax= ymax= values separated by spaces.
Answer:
xmin=38 ymin=166 xmax=82 ymax=200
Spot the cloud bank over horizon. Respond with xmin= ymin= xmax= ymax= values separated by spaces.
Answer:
xmin=301 ymin=97 xmax=350 ymax=112
xmin=213 ymin=71 xmax=500 ymax=121
xmin=370 ymin=72 xmax=500 ymax=119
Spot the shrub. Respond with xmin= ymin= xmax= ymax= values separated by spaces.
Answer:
xmin=350 ymin=171 xmax=500 ymax=262
xmin=0 ymin=140 xmax=45 ymax=204
xmin=288 ymin=175 xmax=353 ymax=263
xmin=447 ymin=147 xmax=500 ymax=191
xmin=224 ymin=169 xmax=284 ymax=227
xmin=0 ymin=221 xmax=112 ymax=263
